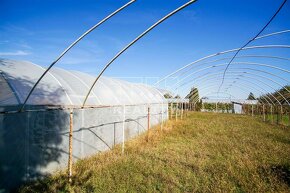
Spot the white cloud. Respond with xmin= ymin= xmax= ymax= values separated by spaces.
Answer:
xmin=0 ymin=50 xmax=30 ymax=56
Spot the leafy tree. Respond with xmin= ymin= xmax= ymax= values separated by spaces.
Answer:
xmin=164 ymin=93 xmax=173 ymax=99
xmin=247 ymin=92 xmax=256 ymax=100
xmin=258 ymin=85 xmax=290 ymax=105
xmin=174 ymin=95 xmax=181 ymax=99
xmin=186 ymin=87 xmax=202 ymax=111
xmin=186 ymin=87 xmax=199 ymax=103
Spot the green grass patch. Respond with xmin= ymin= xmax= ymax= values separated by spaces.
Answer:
xmin=19 ymin=112 xmax=290 ymax=193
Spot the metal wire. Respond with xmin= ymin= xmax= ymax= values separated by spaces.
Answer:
xmin=218 ymin=0 xmax=288 ymax=92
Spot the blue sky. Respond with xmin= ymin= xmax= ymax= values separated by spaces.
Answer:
xmin=1 ymin=0 xmax=290 ymax=99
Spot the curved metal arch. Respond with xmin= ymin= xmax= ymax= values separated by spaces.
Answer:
xmin=194 ymin=91 xmax=244 ymax=107
xmin=224 ymin=83 xmax=273 ymax=106
xmin=254 ymin=29 xmax=290 ymax=40
xmin=129 ymin=84 xmax=156 ymax=104
xmin=190 ymin=81 xmax=273 ymax=105
xmin=225 ymin=67 xmax=289 ymax=84
xmin=188 ymin=80 xmax=273 ymax=105
xmin=178 ymin=75 xmax=275 ymax=104
xmin=218 ymin=0 xmax=288 ymax=93
xmin=0 ymin=71 xmax=23 ymax=104
xmin=82 ymin=0 xmax=198 ymax=107
xmin=97 ymin=78 xmax=122 ymax=104
xmin=177 ymin=67 xmax=290 ymax=90
xmin=19 ymin=0 xmax=136 ymax=111
xmin=224 ymin=71 xmax=290 ymax=93
xmin=64 ymin=70 xmax=102 ymax=105
xmin=34 ymin=64 xmax=73 ymax=105
xmin=202 ymin=91 xmax=237 ymax=100
xmin=195 ymin=91 xmax=263 ymax=106
xmin=197 ymin=91 xmax=240 ymax=101
xmin=175 ymin=70 xmax=290 ymax=94
xmin=171 ymin=61 xmax=290 ymax=89
xmin=103 ymin=78 xmax=132 ymax=104
xmin=200 ymin=74 xmax=289 ymax=105
xmin=224 ymin=75 xmax=290 ymax=106
xmin=190 ymin=76 xmax=282 ymax=105
xmin=170 ymin=30 xmax=290 ymax=101
xmin=154 ymin=45 xmax=290 ymax=86
xmin=179 ymin=54 xmax=290 ymax=77
xmin=186 ymin=76 xmax=277 ymax=105
xmin=192 ymin=75 xmax=281 ymax=103
xmin=191 ymin=83 xmax=270 ymax=105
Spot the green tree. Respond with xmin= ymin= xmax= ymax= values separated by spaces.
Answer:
xmin=258 ymin=85 xmax=290 ymax=105
xmin=186 ymin=87 xmax=202 ymax=111
xmin=247 ymin=92 xmax=256 ymax=100
xmin=174 ymin=95 xmax=181 ymax=99
xmin=164 ymin=93 xmax=173 ymax=99
xmin=186 ymin=87 xmax=200 ymax=103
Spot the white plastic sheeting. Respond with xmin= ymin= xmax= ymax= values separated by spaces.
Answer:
xmin=0 ymin=59 xmax=166 ymax=106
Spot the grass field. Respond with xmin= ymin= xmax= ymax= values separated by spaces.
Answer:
xmin=19 ymin=112 xmax=290 ymax=193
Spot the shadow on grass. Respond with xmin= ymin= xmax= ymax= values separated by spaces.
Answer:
xmin=259 ymin=164 xmax=290 ymax=187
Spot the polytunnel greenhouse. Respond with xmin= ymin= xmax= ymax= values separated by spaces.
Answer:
xmin=1 ymin=0 xmax=290 ymax=192
xmin=0 ymin=59 xmax=168 ymax=189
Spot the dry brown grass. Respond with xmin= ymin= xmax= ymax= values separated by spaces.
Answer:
xmin=19 ymin=112 xmax=290 ymax=193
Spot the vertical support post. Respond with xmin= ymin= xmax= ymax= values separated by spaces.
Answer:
xmin=68 ymin=109 xmax=73 ymax=183
xmin=184 ymin=103 xmax=186 ymax=117
xmin=280 ymin=105 xmax=283 ymax=125
xmin=122 ymin=105 xmax=126 ymax=154
xmin=251 ymin=105 xmax=254 ymax=117
xmin=288 ymin=110 xmax=290 ymax=127
xmin=170 ymin=102 xmax=173 ymax=119
xmin=147 ymin=106 xmax=150 ymax=142
xmin=270 ymin=105 xmax=273 ymax=124
xmin=175 ymin=102 xmax=178 ymax=121
xmin=113 ymin=123 xmax=116 ymax=147
xmin=166 ymin=102 xmax=169 ymax=121
xmin=215 ymin=102 xmax=217 ymax=113
xmin=265 ymin=105 xmax=267 ymax=121
xmin=161 ymin=103 xmax=163 ymax=131
xmin=276 ymin=106 xmax=279 ymax=125
xmin=263 ymin=105 xmax=265 ymax=122
xmin=181 ymin=103 xmax=183 ymax=120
